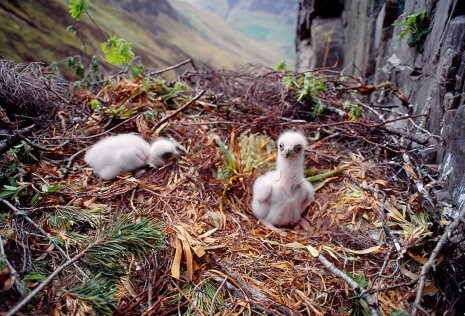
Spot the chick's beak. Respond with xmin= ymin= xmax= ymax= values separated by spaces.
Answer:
xmin=284 ymin=148 xmax=291 ymax=159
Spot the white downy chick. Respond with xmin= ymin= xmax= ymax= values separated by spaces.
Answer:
xmin=84 ymin=133 xmax=150 ymax=180
xmin=251 ymin=131 xmax=314 ymax=231
xmin=148 ymin=138 xmax=180 ymax=167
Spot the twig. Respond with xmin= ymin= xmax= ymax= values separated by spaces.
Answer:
xmin=317 ymin=254 xmax=379 ymax=316
xmin=0 ymin=107 xmax=51 ymax=151
xmin=212 ymin=256 xmax=296 ymax=316
xmin=6 ymin=248 xmax=88 ymax=316
xmin=77 ymin=113 xmax=142 ymax=139
xmin=0 ymin=235 xmax=26 ymax=295
xmin=1 ymin=199 xmax=88 ymax=279
xmin=342 ymin=171 xmax=402 ymax=253
xmin=411 ymin=205 xmax=465 ymax=316
xmin=60 ymin=148 xmax=87 ymax=179
xmin=209 ymin=277 xmax=227 ymax=316
xmin=147 ymin=59 xmax=196 ymax=77
xmin=402 ymin=152 xmax=439 ymax=223
xmin=153 ymin=90 xmax=205 ymax=130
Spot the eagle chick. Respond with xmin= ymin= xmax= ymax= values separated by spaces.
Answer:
xmin=251 ymin=131 xmax=314 ymax=231
xmin=84 ymin=133 xmax=151 ymax=180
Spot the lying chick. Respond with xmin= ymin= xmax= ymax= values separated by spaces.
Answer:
xmin=148 ymin=138 xmax=180 ymax=166
xmin=84 ymin=134 xmax=150 ymax=180
xmin=251 ymin=131 xmax=314 ymax=231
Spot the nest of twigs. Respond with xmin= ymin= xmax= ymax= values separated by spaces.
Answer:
xmin=0 ymin=59 xmax=68 ymax=118
xmin=1 ymin=62 xmax=464 ymax=316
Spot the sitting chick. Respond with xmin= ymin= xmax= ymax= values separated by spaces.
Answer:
xmin=148 ymin=138 xmax=180 ymax=166
xmin=84 ymin=134 xmax=150 ymax=180
xmin=251 ymin=131 xmax=314 ymax=231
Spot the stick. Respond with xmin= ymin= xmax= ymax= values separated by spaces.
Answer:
xmin=209 ymin=277 xmax=227 ymax=316
xmin=402 ymin=153 xmax=439 ymax=223
xmin=411 ymin=205 xmax=465 ymax=316
xmin=317 ymin=254 xmax=379 ymax=316
xmin=0 ymin=235 xmax=27 ymax=295
xmin=1 ymin=199 xmax=88 ymax=279
xmin=6 ymin=248 xmax=87 ymax=316
xmin=342 ymin=172 xmax=402 ymax=253
xmin=60 ymin=148 xmax=87 ymax=179
xmin=147 ymin=59 xmax=196 ymax=77
xmin=153 ymin=90 xmax=205 ymax=130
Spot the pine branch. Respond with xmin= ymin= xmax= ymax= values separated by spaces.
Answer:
xmin=72 ymin=275 xmax=118 ymax=316
xmin=85 ymin=216 xmax=164 ymax=267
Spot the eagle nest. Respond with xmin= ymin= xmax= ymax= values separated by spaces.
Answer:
xmin=1 ymin=62 xmax=463 ymax=316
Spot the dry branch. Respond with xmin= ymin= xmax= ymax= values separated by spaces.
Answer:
xmin=318 ymin=254 xmax=379 ymax=316
xmin=0 ymin=59 xmax=67 ymax=117
xmin=402 ymin=152 xmax=439 ymax=223
xmin=147 ymin=59 xmax=197 ymax=76
xmin=5 ymin=248 xmax=87 ymax=316
xmin=1 ymin=199 xmax=88 ymax=279
xmin=153 ymin=90 xmax=205 ymax=129
xmin=411 ymin=205 xmax=465 ymax=315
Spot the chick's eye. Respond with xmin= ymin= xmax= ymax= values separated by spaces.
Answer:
xmin=294 ymin=145 xmax=302 ymax=152
xmin=279 ymin=143 xmax=284 ymax=151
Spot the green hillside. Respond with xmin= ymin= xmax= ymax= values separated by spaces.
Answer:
xmin=0 ymin=0 xmax=281 ymax=71
xmin=182 ymin=0 xmax=298 ymax=63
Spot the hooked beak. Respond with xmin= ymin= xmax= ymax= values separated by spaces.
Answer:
xmin=284 ymin=148 xmax=291 ymax=159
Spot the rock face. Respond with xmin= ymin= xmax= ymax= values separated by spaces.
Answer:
xmin=295 ymin=0 xmax=344 ymax=71
xmin=296 ymin=0 xmax=465 ymax=212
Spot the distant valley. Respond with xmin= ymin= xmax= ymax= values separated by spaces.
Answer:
xmin=181 ymin=0 xmax=299 ymax=64
xmin=0 ymin=0 xmax=283 ymax=73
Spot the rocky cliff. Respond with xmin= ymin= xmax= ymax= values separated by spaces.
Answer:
xmin=296 ymin=0 xmax=465 ymax=215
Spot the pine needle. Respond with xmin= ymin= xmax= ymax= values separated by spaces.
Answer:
xmin=85 ymin=215 xmax=164 ymax=268
xmin=72 ymin=275 xmax=118 ymax=316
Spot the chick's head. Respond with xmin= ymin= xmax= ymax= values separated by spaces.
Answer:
xmin=277 ymin=131 xmax=307 ymax=159
xmin=148 ymin=138 xmax=180 ymax=166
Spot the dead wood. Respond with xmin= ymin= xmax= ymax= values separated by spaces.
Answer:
xmin=0 ymin=59 xmax=68 ymax=118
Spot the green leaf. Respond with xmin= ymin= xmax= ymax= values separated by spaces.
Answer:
xmin=41 ymin=184 xmax=64 ymax=193
xmin=31 ymin=192 xmax=41 ymax=204
xmin=85 ymin=216 xmax=164 ymax=267
xmin=398 ymin=28 xmax=412 ymax=41
xmin=282 ymin=75 xmax=296 ymax=89
xmin=101 ymin=35 xmax=135 ymax=66
xmin=311 ymin=100 xmax=325 ymax=118
xmin=68 ymin=0 xmax=89 ymax=21
xmin=346 ymin=272 xmax=368 ymax=287
xmin=131 ymin=64 xmax=144 ymax=80
xmin=276 ymin=60 xmax=287 ymax=71
xmin=89 ymin=99 xmax=101 ymax=111
xmin=214 ymin=135 xmax=236 ymax=174
xmin=23 ymin=273 xmax=47 ymax=283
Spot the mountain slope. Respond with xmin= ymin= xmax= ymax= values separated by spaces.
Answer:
xmin=0 ymin=0 xmax=281 ymax=71
xmin=182 ymin=0 xmax=298 ymax=63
